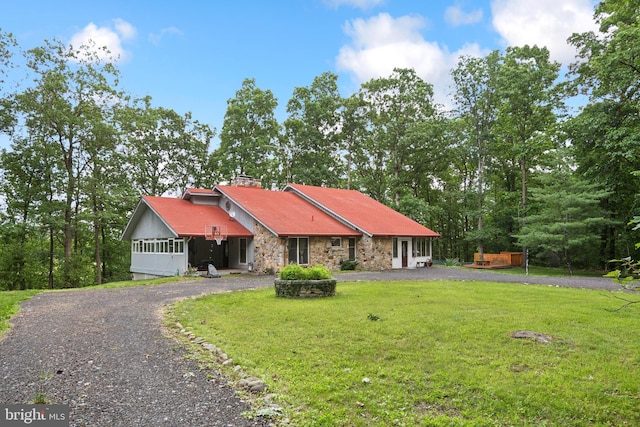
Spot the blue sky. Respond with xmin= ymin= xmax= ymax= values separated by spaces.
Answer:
xmin=2 ymin=0 xmax=600 ymax=150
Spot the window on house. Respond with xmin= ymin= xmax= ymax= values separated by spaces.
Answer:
xmin=392 ymin=237 xmax=398 ymax=258
xmin=135 ymin=238 xmax=184 ymax=254
xmin=331 ymin=237 xmax=342 ymax=248
xmin=288 ymin=237 xmax=309 ymax=265
xmin=348 ymin=237 xmax=356 ymax=261
xmin=239 ymin=238 xmax=247 ymax=264
xmin=412 ymin=238 xmax=429 ymax=257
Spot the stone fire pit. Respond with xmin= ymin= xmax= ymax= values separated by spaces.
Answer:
xmin=274 ymin=278 xmax=337 ymax=298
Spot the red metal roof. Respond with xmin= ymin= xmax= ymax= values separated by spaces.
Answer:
xmin=286 ymin=184 xmax=441 ymax=238
xmin=215 ymin=185 xmax=360 ymax=237
xmin=142 ymin=196 xmax=252 ymax=237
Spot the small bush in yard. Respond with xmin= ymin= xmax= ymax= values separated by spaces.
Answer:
xmin=306 ymin=264 xmax=331 ymax=280
xmin=279 ymin=264 xmax=306 ymax=280
xmin=339 ymin=259 xmax=358 ymax=270
xmin=279 ymin=264 xmax=331 ymax=280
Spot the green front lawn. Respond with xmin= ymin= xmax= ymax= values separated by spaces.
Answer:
xmin=171 ymin=280 xmax=640 ymax=426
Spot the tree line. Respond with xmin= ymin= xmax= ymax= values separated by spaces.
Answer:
xmin=1 ymin=0 xmax=638 ymax=289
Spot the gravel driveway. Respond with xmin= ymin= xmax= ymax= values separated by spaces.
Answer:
xmin=0 ymin=276 xmax=273 ymax=427
xmin=0 ymin=267 xmax=621 ymax=426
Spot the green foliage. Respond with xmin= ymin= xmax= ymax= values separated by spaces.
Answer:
xmin=278 ymin=264 xmax=331 ymax=280
xmin=1 ymin=9 xmax=640 ymax=287
xmin=118 ymin=96 xmax=215 ymax=196
xmin=514 ymin=151 xmax=613 ymax=273
xmin=444 ymin=258 xmax=462 ymax=267
xmin=355 ymin=68 xmax=436 ymax=205
xmin=278 ymin=264 xmax=306 ymax=280
xmin=606 ymin=256 xmax=640 ymax=289
xmin=605 ymin=217 xmax=640 ymax=308
xmin=210 ymin=78 xmax=281 ymax=186
xmin=306 ymin=264 xmax=331 ymax=280
xmin=283 ymin=72 xmax=344 ymax=187
xmin=367 ymin=313 xmax=381 ymax=321
xmin=0 ymin=224 xmax=50 ymax=290
xmin=339 ymin=259 xmax=358 ymax=271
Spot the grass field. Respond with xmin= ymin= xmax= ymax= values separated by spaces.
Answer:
xmin=170 ymin=280 xmax=640 ymax=426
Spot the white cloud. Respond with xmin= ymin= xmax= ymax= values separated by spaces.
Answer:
xmin=113 ymin=18 xmax=137 ymax=41
xmin=323 ymin=0 xmax=384 ymax=9
xmin=445 ymin=6 xmax=483 ymax=26
xmin=68 ymin=19 xmax=137 ymax=62
xmin=149 ymin=27 xmax=184 ymax=46
xmin=491 ymin=0 xmax=598 ymax=65
xmin=336 ymin=13 xmax=485 ymax=109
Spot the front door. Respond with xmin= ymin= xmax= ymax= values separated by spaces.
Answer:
xmin=401 ymin=240 xmax=408 ymax=267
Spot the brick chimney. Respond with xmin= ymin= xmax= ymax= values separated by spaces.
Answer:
xmin=231 ymin=175 xmax=262 ymax=188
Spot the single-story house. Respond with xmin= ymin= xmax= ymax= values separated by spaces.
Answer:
xmin=121 ymin=176 xmax=440 ymax=279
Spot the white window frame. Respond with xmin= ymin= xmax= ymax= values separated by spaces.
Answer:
xmin=412 ymin=238 xmax=429 ymax=257
xmin=348 ymin=237 xmax=356 ymax=261
xmin=288 ymin=237 xmax=309 ymax=265
xmin=133 ymin=238 xmax=184 ymax=254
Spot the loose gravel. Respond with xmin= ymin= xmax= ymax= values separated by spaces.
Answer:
xmin=0 ymin=267 xmax=622 ymax=426
xmin=0 ymin=276 xmax=273 ymax=427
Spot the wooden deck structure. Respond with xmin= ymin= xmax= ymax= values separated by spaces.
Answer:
xmin=468 ymin=252 xmax=523 ymax=269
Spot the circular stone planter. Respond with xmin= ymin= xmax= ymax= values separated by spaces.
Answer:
xmin=274 ymin=279 xmax=337 ymax=298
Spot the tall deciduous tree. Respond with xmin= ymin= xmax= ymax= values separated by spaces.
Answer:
xmin=283 ymin=71 xmax=344 ymax=187
xmin=452 ymin=53 xmax=499 ymax=262
xmin=493 ymin=45 xmax=562 ymax=266
xmin=210 ymin=78 xmax=280 ymax=186
xmin=12 ymin=39 xmax=123 ymax=286
xmin=568 ymin=0 xmax=640 ymax=265
xmin=0 ymin=28 xmax=17 ymax=133
xmin=0 ymin=136 xmax=57 ymax=289
xmin=357 ymin=68 xmax=435 ymax=205
xmin=119 ymin=96 xmax=214 ymax=196
xmin=569 ymin=0 xmax=640 ymax=108
xmin=338 ymin=93 xmax=367 ymax=190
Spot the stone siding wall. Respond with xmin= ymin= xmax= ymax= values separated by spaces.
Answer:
xmin=309 ymin=235 xmax=392 ymax=271
xmin=252 ymin=222 xmax=285 ymax=274
xmin=252 ymin=226 xmax=393 ymax=273
xmin=357 ymin=235 xmax=392 ymax=270
xmin=309 ymin=237 xmax=349 ymax=271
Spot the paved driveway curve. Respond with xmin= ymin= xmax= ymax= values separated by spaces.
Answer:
xmin=0 ymin=267 xmax=621 ymax=426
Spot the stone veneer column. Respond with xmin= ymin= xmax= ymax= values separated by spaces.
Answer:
xmin=252 ymin=222 xmax=285 ymax=274
xmin=358 ymin=235 xmax=392 ymax=270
